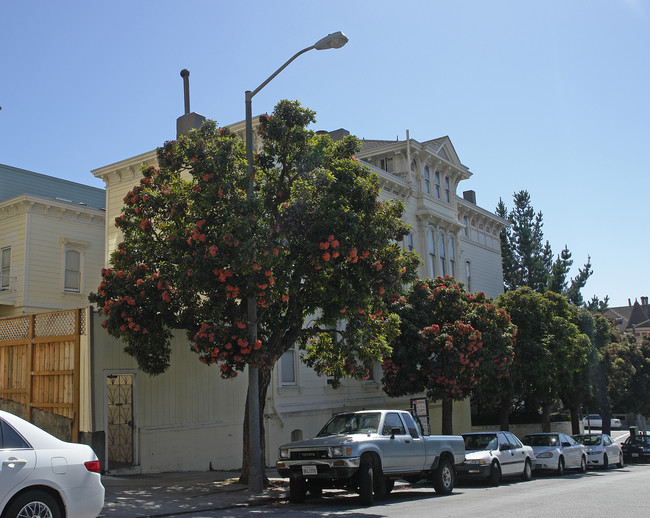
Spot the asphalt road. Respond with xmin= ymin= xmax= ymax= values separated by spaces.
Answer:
xmin=182 ymin=461 xmax=649 ymax=517
xmin=173 ymin=430 xmax=640 ymax=518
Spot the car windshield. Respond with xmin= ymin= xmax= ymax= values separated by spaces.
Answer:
xmin=463 ymin=433 xmax=498 ymax=451
xmin=574 ymin=435 xmax=602 ymax=446
xmin=522 ymin=434 xmax=559 ymax=447
xmin=317 ymin=413 xmax=381 ymax=436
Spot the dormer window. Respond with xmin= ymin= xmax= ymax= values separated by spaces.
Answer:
xmin=380 ymin=157 xmax=394 ymax=173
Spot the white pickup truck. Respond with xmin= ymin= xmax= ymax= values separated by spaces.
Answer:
xmin=276 ymin=409 xmax=465 ymax=505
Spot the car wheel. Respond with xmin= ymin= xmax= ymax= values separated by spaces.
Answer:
xmin=602 ymin=453 xmax=609 ymax=470
xmin=617 ymin=453 xmax=625 ymax=468
xmin=5 ymin=490 xmax=62 ymax=518
xmin=358 ymin=461 xmax=374 ymax=506
xmin=289 ymin=475 xmax=307 ymax=503
xmin=489 ymin=461 xmax=501 ymax=486
xmin=580 ymin=455 xmax=587 ymax=473
xmin=385 ymin=479 xmax=395 ymax=494
xmin=522 ymin=458 xmax=533 ymax=481
xmin=557 ymin=457 xmax=565 ymax=476
xmin=432 ymin=457 xmax=455 ymax=495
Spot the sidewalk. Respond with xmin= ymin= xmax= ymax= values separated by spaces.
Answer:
xmin=100 ymin=470 xmax=288 ymax=517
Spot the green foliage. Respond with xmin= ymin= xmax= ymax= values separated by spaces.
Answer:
xmin=605 ymin=336 xmax=650 ymax=416
xmin=89 ymin=100 xmax=418 ymax=383
xmin=496 ymin=287 xmax=589 ymax=418
xmin=382 ymin=278 xmax=516 ymax=431
xmin=497 ymin=191 xmax=594 ymax=305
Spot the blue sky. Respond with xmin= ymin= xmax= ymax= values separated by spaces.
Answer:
xmin=2 ymin=0 xmax=648 ymax=307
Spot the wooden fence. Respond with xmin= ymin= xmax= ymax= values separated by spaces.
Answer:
xmin=0 ymin=309 xmax=85 ymax=440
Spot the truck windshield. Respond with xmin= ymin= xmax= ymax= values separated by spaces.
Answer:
xmin=317 ymin=413 xmax=381 ymax=436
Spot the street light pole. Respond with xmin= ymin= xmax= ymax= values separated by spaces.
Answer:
xmin=244 ymin=31 xmax=348 ymax=494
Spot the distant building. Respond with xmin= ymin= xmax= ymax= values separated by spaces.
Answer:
xmin=606 ymin=297 xmax=650 ymax=339
xmin=0 ymin=164 xmax=105 ymax=317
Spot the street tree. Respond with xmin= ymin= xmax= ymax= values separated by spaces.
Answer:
xmin=497 ymin=191 xmax=593 ymax=304
xmin=382 ymin=277 xmax=515 ymax=435
xmin=89 ymin=100 xmax=419 ymax=483
xmin=497 ymin=287 xmax=589 ymax=431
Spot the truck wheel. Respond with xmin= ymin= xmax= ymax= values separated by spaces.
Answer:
xmin=308 ymin=481 xmax=323 ymax=497
xmin=289 ymin=476 xmax=307 ymax=503
xmin=489 ymin=461 xmax=501 ymax=486
xmin=432 ymin=457 xmax=455 ymax=495
xmin=385 ymin=479 xmax=395 ymax=494
xmin=358 ymin=462 xmax=374 ymax=506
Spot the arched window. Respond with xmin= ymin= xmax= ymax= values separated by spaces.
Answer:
xmin=438 ymin=230 xmax=446 ymax=276
xmin=427 ymin=228 xmax=436 ymax=277
xmin=448 ymin=235 xmax=455 ymax=278
xmin=424 ymin=166 xmax=431 ymax=194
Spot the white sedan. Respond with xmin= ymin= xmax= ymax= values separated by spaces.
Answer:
xmin=581 ymin=414 xmax=622 ymax=429
xmin=573 ymin=433 xmax=624 ymax=469
xmin=522 ymin=433 xmax=587 ymax=474
xmin=0 ymin=410 xmax=104 ymax=518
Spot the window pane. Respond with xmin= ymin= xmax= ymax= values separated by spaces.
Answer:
xmin=281 ymin=348 xmax=296 ymax=384
xmin=1 ymin=248 xmax=10 ymax=289
xmin=64 ymin=250 xmax=81 ymax=292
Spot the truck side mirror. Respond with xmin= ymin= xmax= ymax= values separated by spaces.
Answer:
xmin=390 ymin=427 xmax=401 ymax=438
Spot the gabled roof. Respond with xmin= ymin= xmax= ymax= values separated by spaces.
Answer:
xmin=358 ymin=135 xmax=466 ymax=170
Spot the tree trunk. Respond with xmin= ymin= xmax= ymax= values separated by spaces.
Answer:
xmin=498 ymin=403 xmax=511 ymax=431
xmin=570 ymin=407 xmax=580 ymax=435
xmin=239 ymin=368 xmax=272 ymax=486
xmin=541 ymin=404 xmax=551 ymax=432
xmin=441 ymin=394 xmax=453 ymax=435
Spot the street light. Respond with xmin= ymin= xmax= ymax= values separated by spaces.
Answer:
xmin=244 ymin=31 xmax=348 ymax=494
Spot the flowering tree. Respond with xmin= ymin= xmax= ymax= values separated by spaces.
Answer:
xmin=382 ymin=277 xmax=514 ymax=434
xmin=89 ymin=100 xmax=418 ymax=482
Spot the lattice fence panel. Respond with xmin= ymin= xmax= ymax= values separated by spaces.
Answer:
xmin=0 ymin=316 xmax=30 ymax=341
xmin=34 ymin=310 xmax=85 ymax=338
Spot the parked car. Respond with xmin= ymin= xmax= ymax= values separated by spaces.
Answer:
xmin=621 ymin=434 xmax=650 ymax=462
xmin=581 ymin=414 xmax=622 ymax=429
xmin=276 ymin=410 xmax=465 ymax=505
xmin=456 ymin=431 xmax=534 ymax=486
xmin=573 ymin=433 xmax=624 ymax=469
xmin=521 ymin=433 xmax=587 ymax=474
xmin=0 ymin=410 xmax=104 ymax=518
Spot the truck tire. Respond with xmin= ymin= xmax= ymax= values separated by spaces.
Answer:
xmin=385 ymin=478 xmax=395 ymax=494
xmin=289 ymin=475 xmax=307 ymax=503
xmin=432 ymin=457 xmax=455 ymax=495
xmin=358 ymin=461 xmax=374 ymax=505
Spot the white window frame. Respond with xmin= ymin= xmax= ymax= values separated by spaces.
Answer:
xmin=407 ymin=233 xmax=415 ymax=252
xmin=280 ymin=343 xmax=298 ymax=386
xmin=444 ymin=176 xmax=451 ymax=203
xmin=423 ymin=166 xmax=431 ymax=194
xmin=434 ymin=171 xmax=441 ymax=198
xmin=427 ymin=228 xmax=436 ymax=277
xmin=1 ymin=246 xmax=11 ymax=291
xmin=380 ymin=157 xmax=394 ymax=173
xmin=438 ymin=230 xmax=446 ymax=276
xmin=60 ymin=238 xmax=89 ymax=294
xmin=448 ymin=235 xmax=456 ymax=278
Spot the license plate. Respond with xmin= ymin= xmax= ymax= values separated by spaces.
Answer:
xmin=302 ymin=465 xmax=318 ymax=475
xmin=632 ymin=453 xmax=639 ymax=457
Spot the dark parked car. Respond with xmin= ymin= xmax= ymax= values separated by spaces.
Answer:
xmin=621 ymin=434 xmax=650 ymax=462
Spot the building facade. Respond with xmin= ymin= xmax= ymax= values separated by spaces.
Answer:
xmin=88 ymin=122 xmax=507 ymax=473
xmin=0 ymin=164 xmax=105 ymax=318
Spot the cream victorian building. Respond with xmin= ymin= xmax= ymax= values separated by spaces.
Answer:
xmin=87 ymin=118 xmax=507 ymax=473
